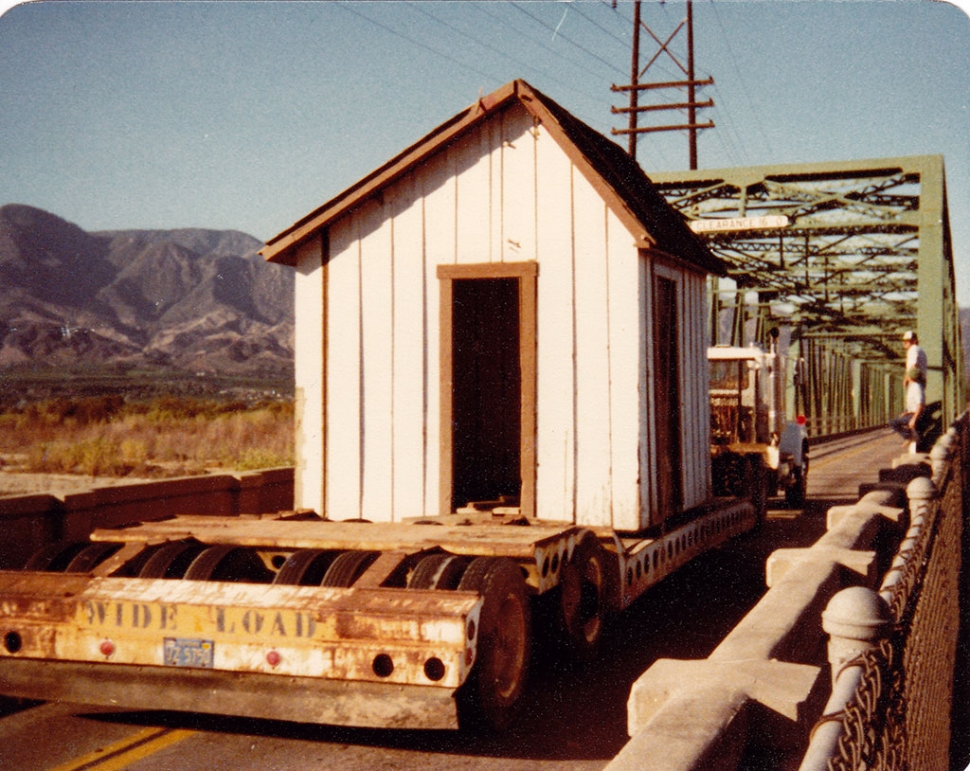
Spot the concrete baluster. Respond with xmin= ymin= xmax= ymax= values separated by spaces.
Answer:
xmin=797 ymin=587 xmax=892 ymax=771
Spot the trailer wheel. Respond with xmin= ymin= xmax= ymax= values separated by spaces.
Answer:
xmin=138 ymin=542 xmax=206 ymax=579
xmin=457 ymin=557 xmax=531 ymax=731
xmin=64 ymin=542 xmax=123 ymax=573
xmin=408 ymin=554 xmax=471 ymax=590
xmin=559 ymin=533 xmax=610 ymax=661
xmin=273 ymin=549 xmax=341 ymax=585
xmin=22 ymin=541 xmax=89 ymax=572
xmin=321 ymin=550 xmax=380 ymax=587
xmin=183 ymin=546 xmax=273 ymax=583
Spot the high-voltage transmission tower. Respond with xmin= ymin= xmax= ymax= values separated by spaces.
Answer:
xmin=611 ymin=0 xmax=714 ymax=168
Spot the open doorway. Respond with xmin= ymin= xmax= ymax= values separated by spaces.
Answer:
xmin=437 ymin=262 xmax=537 ymax=516
xmin=452 ymin=278 xmax=521 ymax=506
xmin=653 ymin=275 xmax=683 ymax=515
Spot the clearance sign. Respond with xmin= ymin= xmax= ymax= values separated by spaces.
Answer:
xmin=690 ymin=215 xmax=790 ymax=233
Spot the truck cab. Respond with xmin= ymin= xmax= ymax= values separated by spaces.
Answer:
xmin=708 ymin=343 xmax=809 ymax=507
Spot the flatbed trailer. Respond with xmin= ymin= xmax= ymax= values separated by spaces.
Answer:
xmin=0 ymin=79 xmax=768 ymax=731
xmin=0 ymin=499 xmax=755 ymax=730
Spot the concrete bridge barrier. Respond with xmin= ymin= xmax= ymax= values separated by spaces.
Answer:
xmin=608 ymin=477 xmax=914 ymax=770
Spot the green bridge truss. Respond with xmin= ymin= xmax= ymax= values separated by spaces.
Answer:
xmin=651 ymin=155 xmax=965 ymax=435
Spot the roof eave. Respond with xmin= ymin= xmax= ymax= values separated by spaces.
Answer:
xmin=261 ymin=81 xmax=521 ymax=265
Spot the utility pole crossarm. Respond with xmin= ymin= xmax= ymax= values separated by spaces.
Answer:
xmin=612 ymin=0 xmax=712 ymax=169
xmin=612 ymin=121 xmax=715 ymax=136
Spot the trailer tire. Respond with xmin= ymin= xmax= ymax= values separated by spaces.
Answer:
xmin=408 ymin=554 xmax=471 ymax=590
xmin=457 ymin=557 xmax=531 ymax=732
xmin=138 ymin=542 xmax=206 ymax=579
xmin=321 ymin=550 xmax=380 ymax=587
xmin=64 ymin=542 xmax=123 ymax=573
xmin=23 ymin=541 xmax=89 ymax=572
xmin=273 ymin=549 xmax=341 ymax=585
xmin=559 ymin=533 xmax=609 ymax=661
xmin=184 ymin=546 xmax=273 ymax=583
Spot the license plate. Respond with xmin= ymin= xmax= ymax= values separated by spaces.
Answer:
xmin=163 ymin=637 xmax=214 ymax=668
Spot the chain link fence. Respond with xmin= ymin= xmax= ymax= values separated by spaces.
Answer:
xmin=801 ymin=413 xmax=968 ymax=771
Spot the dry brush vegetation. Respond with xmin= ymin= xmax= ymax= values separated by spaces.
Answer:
xmin=0 ymin=395 xmax=294 ymax=479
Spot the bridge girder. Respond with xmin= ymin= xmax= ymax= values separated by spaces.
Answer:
xmin=651 ymin=155 xmax=965 ymax=429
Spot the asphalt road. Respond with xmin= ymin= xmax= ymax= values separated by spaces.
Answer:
xmin=0 ymin=430 xmax=907 ymax=771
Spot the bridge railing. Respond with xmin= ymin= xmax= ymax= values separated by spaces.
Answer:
xmin=606 ymin=413 xmax=969 ymax=771
xmin=803 ymin=414 xmax=873 ymax=438
xmin=798 ymin=411 xmax=969 ymax=771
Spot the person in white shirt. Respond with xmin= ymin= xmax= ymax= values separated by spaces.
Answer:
xmin=890 ymin=330 xmax=927 ymax=448
xmin=903 ymin=330 xmax=927 ymax=388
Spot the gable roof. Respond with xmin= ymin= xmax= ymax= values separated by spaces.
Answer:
xmin=261 ymin=79 xmax=724 ymax=276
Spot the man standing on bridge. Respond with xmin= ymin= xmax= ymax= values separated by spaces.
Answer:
xmin=903 ymin=329 xmax=928 ymax=389
xmin=890 ymin=330 xmax=927 ymax=450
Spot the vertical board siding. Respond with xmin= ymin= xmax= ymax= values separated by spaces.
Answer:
xmin=605 ymin=211 xmax=642 ymax=531
xmin=325 ymin=217 xmax=363 ymax=518
xmin=534 ymin=124 xmax=577 ymax=522
xmin=572 ymin=181 xmax=613 ymax=527
xmin=638 ymin=251 xmax=653 ymax=525
xmin=420 ymin=149 xmax=455 ymax=515
xmin=682 ymin=270 xmax=711 ymax=507
xmin=293 ymin=238 xmax=324 ymax=514
xmin=455 ymin=121 xmax=493 ymax=263
xmin=499 ymin=109 xmax=537 ymax=264
xmin=314 ymin=101 xmax=712 ymax=526
xmin=358 ymin=200 xmax=394 ymax=520
xmin=388 ymin=176 xmax=428 ymax=521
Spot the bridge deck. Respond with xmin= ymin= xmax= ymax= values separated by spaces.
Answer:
xmin=808 ymin=428 xmax=910 ymax=500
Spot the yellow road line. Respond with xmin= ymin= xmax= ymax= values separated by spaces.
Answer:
xmin=50 ymin=726 xmax=195 ymax=771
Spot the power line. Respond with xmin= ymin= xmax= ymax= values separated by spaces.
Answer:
xmin=336 ymin=3 xmax=498 ymax=85
xmin=706 ymin=0 xmax=774 ymax=159
xmin=509 ymin=2 xmax=628 ymax=79
xmin=411 ymin=2 xmax=608 ymax=106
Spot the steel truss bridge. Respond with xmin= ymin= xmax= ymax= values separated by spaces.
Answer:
xmin=651 ymin=155 xmax=965 ymax=439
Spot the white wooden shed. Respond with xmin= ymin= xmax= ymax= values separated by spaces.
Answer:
xmin=262 ymin=80 xmax=725 ymax=533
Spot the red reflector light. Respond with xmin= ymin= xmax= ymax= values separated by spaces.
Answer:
xmin=266 ymin=650 xmax=281 ymax=668
xmin=796 ymin=415 xmax=807 ymax=426
xmin=100 ymin=640 xmax=115 ymax=657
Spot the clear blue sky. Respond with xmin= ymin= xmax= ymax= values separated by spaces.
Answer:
xmin=2 ymin=0 xmax=968 ymax=303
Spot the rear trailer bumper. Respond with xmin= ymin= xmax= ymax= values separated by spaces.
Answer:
xmin=0 ymin=572 xmax=480 ymax=729
xmin=0 ymin=656 xmax=461 ymax=729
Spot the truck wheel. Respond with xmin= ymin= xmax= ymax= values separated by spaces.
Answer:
xmin=273 ymin=549 xmax=341 ymax=585
xmin=745 ymin=455 xmax=768 ymax=525
xmin=559 ymin=533 xmax=609 ymax=661
xmin=457 ymin=557 xmax=531 ymax=731
xmin=408 ymin=554 xmax=471 ymax=590
xmin=785 ymin=464 xmax=808 ymax=509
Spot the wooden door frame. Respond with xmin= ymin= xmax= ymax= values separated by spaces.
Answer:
xmin=436 ymin=262 xmax=537 ymax=517
xmin=651 ymin=268 xmax=683 ymax=517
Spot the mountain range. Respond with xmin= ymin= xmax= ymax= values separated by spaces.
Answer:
xmin=1 ymin=203 xmax=968 ymax=392
xmin=0 ymin=204 xmax=293 ymax=380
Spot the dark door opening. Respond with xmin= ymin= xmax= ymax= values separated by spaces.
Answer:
xmin=654 ymin=276 xmax=683 ymax=516
xmin=451 ymin=278 xmax=521 ymax=507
